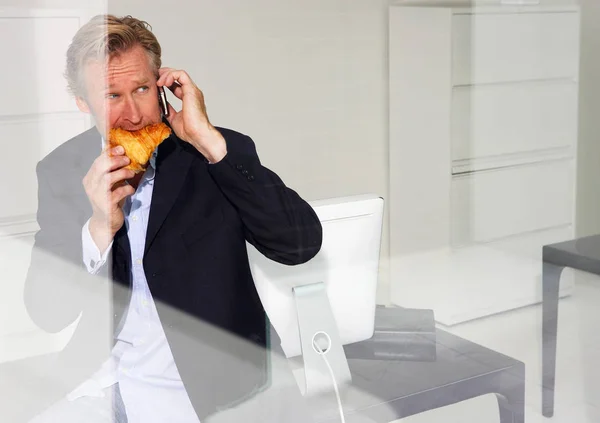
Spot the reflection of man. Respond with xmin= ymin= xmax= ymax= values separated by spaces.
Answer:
xmin=24 ymin=14 xmax=322 ymax=422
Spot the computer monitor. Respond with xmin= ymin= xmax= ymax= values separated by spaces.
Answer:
xmin=246 ymin=194 xmax=384 ymax=396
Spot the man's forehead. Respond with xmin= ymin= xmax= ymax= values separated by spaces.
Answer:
xmin=84 ymin=47 xmax=153 ymax=87
xmin=106 ymin=76 xmax=150 ymax=89
xmin=84 ymin=60 xmax=152 ymax=89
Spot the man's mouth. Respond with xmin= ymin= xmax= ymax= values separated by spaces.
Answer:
xmin=116 ymin=120 xmax=160 ymax=132
xmin=116 ymin=124 xmax=146 ymax=132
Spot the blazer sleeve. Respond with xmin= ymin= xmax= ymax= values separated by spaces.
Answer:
xmin=206 ymin=131 xmax=322 ymax=266
xmin=24 ymin=160 xmax=104 ymax=333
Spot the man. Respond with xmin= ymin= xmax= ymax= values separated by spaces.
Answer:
xmin=23 ymin=14 xmax=322 ymax=422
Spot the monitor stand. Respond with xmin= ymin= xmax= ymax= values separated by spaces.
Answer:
xmin=292 ymin=282 xmax=352 ymax=397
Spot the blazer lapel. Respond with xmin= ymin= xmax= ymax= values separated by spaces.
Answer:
xmin=145 ymin=135 xmax=194 ymax=255
xmin=59 ymin=127 xmax=102 ymax=218
xmin=77 ymin=127 xmax=102 ymax=174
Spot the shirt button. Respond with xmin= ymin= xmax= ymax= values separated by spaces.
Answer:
xmin=132 ymin=215 xmax=138 ymax=221
xmin=135 ymin=259 xmax=142 ymax=265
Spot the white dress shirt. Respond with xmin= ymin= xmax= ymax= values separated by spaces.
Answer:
xmin=70 ymin=146 xmax=201 ymax=423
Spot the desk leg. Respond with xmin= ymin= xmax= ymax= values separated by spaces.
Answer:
xmin=542 ymin=262 xmax=564 ymax=418
xmin=496 ymin=383 xmax=525 ymax=423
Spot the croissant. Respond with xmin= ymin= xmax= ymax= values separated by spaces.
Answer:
xmin=108 ymin=122 xmax=172 ymax=173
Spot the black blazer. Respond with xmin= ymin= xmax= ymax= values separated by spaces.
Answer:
xmin=22 ymin=124 xmax=322 ymax=421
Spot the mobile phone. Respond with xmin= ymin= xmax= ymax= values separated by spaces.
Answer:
xmin=158 ymin=86 xmax=169 ymax=117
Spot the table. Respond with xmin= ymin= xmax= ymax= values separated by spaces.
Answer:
xmin=0 ymin=327 xmax=525 ymax=423
xmin=311 ymin=329 xmax=525 ymax=423
xmin=542 ymin=234 xmax=600 ymax=417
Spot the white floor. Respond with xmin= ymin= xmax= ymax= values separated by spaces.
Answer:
xmin=393 ymin=272 xmax=600 ymax=423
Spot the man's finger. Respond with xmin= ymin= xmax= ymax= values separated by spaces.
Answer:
xmin=164 ymin=69 xmax=196 ymax=91
xmin=170 ymin=69 xmax=193 ymax=85
xmin=157 ymin=69 xmax=179 ymax=89
xmin=157 ymin=68 xmax=186 ymax=85
xmin=107 ymin=168 xmax=135 ymax=188
xmin=165 ymin=102 xmax=178 ymax=126
xmin=108 ymin=146 xmax=125 ymax=156
xmin=158 ymin=67 xmax=174 ymax=76
xmin=111 ymin=180 xmax=126 ymax=191
xmin=90 ymin=147 xmax=126 ymax=183
xmin=112 ymin=184 xmax=135 ymax=207
xmin=161 ymin=80 xmax=183 ymax=101
xmin=106 ymin=155 xmax=131 ymax=173
xmin=168 ymin=81 xmax=184 ymax=99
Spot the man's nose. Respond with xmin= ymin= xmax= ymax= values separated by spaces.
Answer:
xmin=123 ymin=97 xmax=142 ymax=124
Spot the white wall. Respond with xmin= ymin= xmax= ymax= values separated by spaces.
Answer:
xmin=6 ymin=0 xmax=595 ymax=309
xmin=108 ymin=0 xmax=392 ymax=302
xmin=0 ymin=0 xmax=104 ymax=9
xmin=1 ymin=0 xmax=392 ymax=304
xmin=0 ymin=5 xmax=103 ymax=363
xmin=576 ymin=0 xmax=600 ymax=237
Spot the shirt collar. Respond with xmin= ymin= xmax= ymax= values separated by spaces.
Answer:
xmin=146 ymin=152 xmax=157 ymax=181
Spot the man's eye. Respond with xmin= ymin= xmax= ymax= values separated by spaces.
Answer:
xmin=107 ymin=94 xmax=119 ymax=99
xmin=137 ymin=86 xmax=149 ymax=93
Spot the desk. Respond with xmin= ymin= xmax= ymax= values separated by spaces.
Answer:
xmin=311 ymin=329 xmax=525 ymax=423
xmin=542 ymin=234 xmax=600 ymax=417
xmin=0 ymin=328 xmax=525 ymax=422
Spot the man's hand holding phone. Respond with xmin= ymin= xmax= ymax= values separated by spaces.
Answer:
xmin=156 ymin=68 xmax=227 ymax=163
xmin=83 ymin=146 xmax=136 ymax=254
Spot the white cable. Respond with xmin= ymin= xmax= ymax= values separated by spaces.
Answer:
xmin=313 ymin=340 xmax=346 ymax=423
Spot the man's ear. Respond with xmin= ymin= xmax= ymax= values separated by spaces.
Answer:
xmin=75 ymin=96 xmax=91 ymax=114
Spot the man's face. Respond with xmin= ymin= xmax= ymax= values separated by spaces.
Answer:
xmin=76 ymin=45 xmax=162 ymax=136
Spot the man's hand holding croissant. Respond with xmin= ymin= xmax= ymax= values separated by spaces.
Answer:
xmin=83 ymin=146 xmax=135 ymax=254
